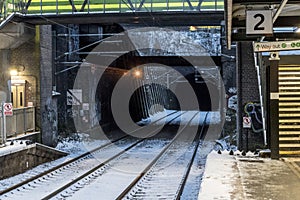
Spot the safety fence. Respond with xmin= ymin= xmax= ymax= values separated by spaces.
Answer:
xmin=1 ymin=107 xmax=36 ymax=139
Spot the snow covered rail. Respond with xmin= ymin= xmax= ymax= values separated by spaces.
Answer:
xmin=117 ymin=112 xmax=209 ymax=200
xmin=0 ymin=135 xmax=138 ymax=199
xmin=0 ymin=111 xmax=202 ymax=199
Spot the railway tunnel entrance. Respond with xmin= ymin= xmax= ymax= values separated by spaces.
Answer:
xmin=53 ymin=25 xmax=225 ymax=141
xmin=96 ymin=58 xmax=221 ymax=125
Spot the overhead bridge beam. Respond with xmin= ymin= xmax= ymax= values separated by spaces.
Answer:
xmin=12 ymin=11 xmax=224 ymax=26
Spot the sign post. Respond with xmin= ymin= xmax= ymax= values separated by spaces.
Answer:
xmin=0 ymin=102 xmax=6 ymax=146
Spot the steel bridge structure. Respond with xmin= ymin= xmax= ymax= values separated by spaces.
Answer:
xmin=0 ymin=0 xmax=224 ymax=26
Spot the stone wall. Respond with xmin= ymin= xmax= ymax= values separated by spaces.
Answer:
xmin=0 ymin=143 xmax=67 ymax=180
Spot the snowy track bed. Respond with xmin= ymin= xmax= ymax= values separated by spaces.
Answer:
xmin=0 ymin=111 xmax=215 ymax=199
xmin=0 ymin=137 xmax=141 ymax=200
xmin=118 ymin=112 xmax=209 ymax=199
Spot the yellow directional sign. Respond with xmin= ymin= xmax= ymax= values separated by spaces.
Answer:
xmin=253 ymin=40 xmax=300 ymax=52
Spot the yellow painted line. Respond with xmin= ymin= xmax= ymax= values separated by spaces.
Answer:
xmin=279 ymin=82 xmax=300 ymax=85
xmin=279 ymin=97 xmax=300 ymax=101
xmin=279 ymin=131 xmax=300 ymax=135
xmin=279 ymin=137 xmax=300 ymax=141
xmin=279 ymin=126 xmax=300 ymax=129
xmin=279 ymin=67 xmax=300 ymax=70
xmin=280 ymin=150 xmax=300 ymax=155
xmin=279 ymin=72 xmax=300 ymax=75
xmin=279 ymin=144 xmax=300 ymax=148
xmin=279 ymin=114 xmax=300 ymax=117
xmin=279 ymin=102 xmax=300 ymax=106
xmin=279 ymin=108 xmax=300 ymax=111
xmin=279 ymin=86 xmax=300 ymax=90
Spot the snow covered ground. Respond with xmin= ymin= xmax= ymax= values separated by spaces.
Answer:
xmin=0 ymin=110 xmax=223 ymax=199
xmin=0 ymin=136 xmax=213 ymax=199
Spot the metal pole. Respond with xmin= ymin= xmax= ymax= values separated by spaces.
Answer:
xmin=1 ymin=102 xmax=6 ymax=145
xmin=0 ymin=102 xmax=3 ymax=145
xmin=3 ymin=104 xmax=6 ymax=144
xmin=269 ymin=59 xmax=279 ymax=159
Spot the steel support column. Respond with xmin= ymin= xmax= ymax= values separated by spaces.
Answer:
xmin=268 ymin=59 xmax=279 ymax=159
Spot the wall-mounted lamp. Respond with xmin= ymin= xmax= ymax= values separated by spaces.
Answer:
xmin=9 ymin=66 xmax=25 ymax=76
xmin=10 ymin=69 xmax=18 ymax=76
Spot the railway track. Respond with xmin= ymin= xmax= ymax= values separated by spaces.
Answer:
xmin=0 ymin=111 xmax=183 ymax=199
xmin=49 ymin=111 xmax=208 ymax=199
xmin=117 ymin=111 xmax=209 ymax=199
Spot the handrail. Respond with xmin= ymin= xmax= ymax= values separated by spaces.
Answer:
xmin=1 ymin=106 xmax=36 ymax=139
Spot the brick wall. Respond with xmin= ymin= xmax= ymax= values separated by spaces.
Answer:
xmin=0 ymin=143 xmax=67 ymax=179
xmin=236 ymin=42 xmax=264 ymax=151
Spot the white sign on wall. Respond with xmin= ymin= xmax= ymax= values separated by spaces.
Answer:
xmin=246 ymin=10 xmax=273 ymax=35
xmin=243 ymin=117 xmax=252 ymax=128
xmin=67 ymin=89 xmax=82 ymax=105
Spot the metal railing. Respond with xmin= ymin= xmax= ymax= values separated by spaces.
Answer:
xmin=4 ymin=107 xmax=36 ymax=138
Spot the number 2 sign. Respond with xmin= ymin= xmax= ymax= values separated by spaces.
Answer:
xmin=246 ymin=10 xmax=273 ymax=35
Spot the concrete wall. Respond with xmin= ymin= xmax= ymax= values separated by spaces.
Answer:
xmin=0 ymin=143 xmax=67 ymax=180
xmin=39 ymin=25 xmax=58 ymax=147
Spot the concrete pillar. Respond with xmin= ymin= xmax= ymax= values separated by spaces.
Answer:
xmin=0 ymin=50 xmax=10 ymax=103
xmin=40 ymin=25 xmax=58 ymax=147
xmin=0 ymin=50 xmax=10 ymax=145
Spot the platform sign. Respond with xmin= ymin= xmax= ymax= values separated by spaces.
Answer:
xmin=3 ymin=103 xmax=13 ymax=116
xmin=254 ymin=40 xmax=300 ymax=52
xmin=246 ymin=10 xmax=273 ymax=35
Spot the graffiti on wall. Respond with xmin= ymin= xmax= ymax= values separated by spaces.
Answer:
xmin=244 ymin=102 xmax=263 ymax=133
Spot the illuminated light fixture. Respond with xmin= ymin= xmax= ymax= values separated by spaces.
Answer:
xmin=10 ymin=69 xmax=18 ymax=76
xmin=133 ymin=70 xmax=142 ymax=78
xmin=296 ymin=28 xmax=300 ymax=33
xmin=189 ymin=26 xmax=197 ymax=32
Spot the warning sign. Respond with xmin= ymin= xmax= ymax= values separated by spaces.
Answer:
xmin=3 ymin=103 xmax=13 ymax=116
xmin=243 ymin=117 xmax=251 ymax=128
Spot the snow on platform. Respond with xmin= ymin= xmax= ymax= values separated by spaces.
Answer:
xmin=198 ymin=150 xmax=245 ymax=200
xmin=0 ymin=141 xmax=29 ymax=157
xmin=199 ymin=150 xmax=300 ymax=200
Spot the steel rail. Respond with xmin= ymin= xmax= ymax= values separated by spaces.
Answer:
xmin=115 ymin=111 xmax=203 ymax=199
xmin=40 ymin=110 xmax=184 ymax=199
xmin=175 ymin=111 xmax=209 ymax=199
xmin=0 ymin=110 xmax=179 ymax=196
